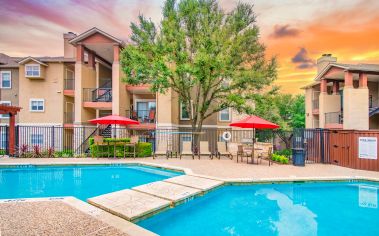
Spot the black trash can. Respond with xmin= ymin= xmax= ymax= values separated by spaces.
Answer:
xmin=292 ymin=148 xmax=305 ymax=166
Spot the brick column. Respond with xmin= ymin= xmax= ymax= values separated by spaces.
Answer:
xmin=332 ymin=81 xmax=339 ymax=94
xmin=344 ymin=71 xmax=353 ymax=87
xmin=359 ymin=73 xmax=367 ymax=88
xmin=88 ymin=50 xmax=95 ymax=69
xmin=9 ymin=113 xmax=15 ymax=156
xmin=76 ymin=44 xmax=84 ymax=63
xmin=320 ymin=79 xmax=327 ymax=93
xmin=113 ymin=44 xmax=120 ymax=62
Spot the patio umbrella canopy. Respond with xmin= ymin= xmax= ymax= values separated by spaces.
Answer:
xmin=89 ymin=115 xmax=139 ymax=125
xmin=229 ymin=115 xmax=279 ymax=129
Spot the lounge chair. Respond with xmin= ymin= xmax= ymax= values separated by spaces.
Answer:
xmin=199 ymin=141 xmax=212 ymax=159
xmin=180 ymin=141 xmax=194 ymax=159
xmin=153 ymin=142 xmax=169 ymax=159
xmin=216 ymin=141 xmax=232 ymax=160
xmin=236 ymin=145 xmax=251 ymax=163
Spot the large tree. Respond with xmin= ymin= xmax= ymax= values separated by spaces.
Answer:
xmin=121 ymin=0 xmax=276 ymax=132
xmin=253 ymin=91 xmax=305 ymax=148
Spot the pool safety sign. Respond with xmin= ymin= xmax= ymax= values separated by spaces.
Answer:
xmin=358 ymin=137 xmax=377 ymax=160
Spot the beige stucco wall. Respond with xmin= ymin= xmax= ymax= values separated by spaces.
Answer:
xmin=18 ymin=63 xmax=64 ymax=124
xmin=319 ymin=93 xmax=340 ymax=128
xmin=305 ymin=88 xmax=313 ymax=128
xmin=74 ymin=63 xmax=96 ymax=123
xmin=343 ymin=87 xmax=369 ymax=130
xmin=156 ymin=89 xmax=174 ymax=127
xmin=111 ymin=63 xmax=127 ymax=116
xmin=0 ymin=68 xmax=19 ymax=123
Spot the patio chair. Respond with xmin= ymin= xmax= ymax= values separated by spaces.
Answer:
xmin=258 ymin=146 xmax=273 ymax=166
xmin=236 ymin=145 xmax=251 ymax=163
xmin=216 ymin=141 xmax=232 ymax=160
xmin=145 ymin=110 xmax=156 ymax=123
xmin=92 ymin=135 xmax=109 ymax=158
xmin=125 ymin=135 xmax=139 ymax=158
xmin=180 ymin=141 xmax=194 ymax=159
xmin=199 ymin=141 xmax=212 ymax=159
xmin=153 ymin=141 xmax=169 ymax=159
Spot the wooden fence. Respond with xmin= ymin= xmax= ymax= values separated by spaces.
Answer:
xmin=296 ymin=129 xmax=379 ymax=171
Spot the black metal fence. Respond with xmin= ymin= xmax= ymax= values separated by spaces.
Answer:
xmin=0 ymin=125 xmax=292 ymax=157
xmin=293 ymin=128 xmax=331 ymax=163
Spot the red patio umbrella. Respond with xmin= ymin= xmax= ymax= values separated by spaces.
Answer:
xmin=229 ymin=115 xmax=279 ymax=164
xmin=229 ymin=115 xmax=279 ymax=129
xmin=89 ymin=115 xmax=139 ymax=126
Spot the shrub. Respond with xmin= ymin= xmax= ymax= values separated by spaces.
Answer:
xmin=271 ymin=153 xmax=289 ymax=164
xmin=89 ymin=138 xmax=152 ymax=158
xmin=55 ymin=150 xmax=74 ymax=158
xmin=0 ymin=150 xmax=6 ymax=155
xmin=274 ymin=149 xmax=292 ymax=158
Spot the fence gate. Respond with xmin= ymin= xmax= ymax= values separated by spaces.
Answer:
xmin=293 ymin=129 xmax=330 ymax=164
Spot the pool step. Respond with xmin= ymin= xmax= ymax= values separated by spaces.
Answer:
xmin=132 ymin=181 xmax=202 ymax=203
xmin=88 ymin=175 xmax=224 ymax=222
xmin=163 ymin=175 xmax=224 ymax=191
xmin=88 ymin=189 xmax=171 ymax=221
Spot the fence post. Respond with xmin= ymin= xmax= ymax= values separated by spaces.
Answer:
xmin=320 ymin=128 xmax=325 ymax=163
xmin=52 ymin=126 xmax=55 ymax=149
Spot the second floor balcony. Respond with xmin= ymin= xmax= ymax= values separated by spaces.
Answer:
xmin=126 ymin=109 xmax=156 ymax=124
xmin=64 ymin=79 xmax=75 ymax=97
xmin=325 ymin=111 xmax=343 ymax=129
xmin=83 ymin=88 xmax=112 ymax=109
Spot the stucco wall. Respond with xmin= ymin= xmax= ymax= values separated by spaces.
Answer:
xmin=18 ymin=63 xmax=64 ymax=124
xmin=305 ymin=88 xmax=313 ymax=128
xmin=0 ymin=68 xmax=19 ymax=123
xmin=343 ymin=87 xmax=369 ymax=130
xmin=75 ymin=63 xmax=96 ymax=123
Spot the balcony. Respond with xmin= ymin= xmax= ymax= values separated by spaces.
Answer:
xmin=64 ymin=112 xmax=74 ymax=127
xmin=64 ymin=79 xmax=75 ymax=97
xmin=312 ymin=99 xmax=319 ymax=114
xmin=126 ymin=109 xmax=156 ymax=130
xmin=83 ymin=88 xmax=112 ymax=109
xmin=325 ymin=111 xmax=343 ymax=129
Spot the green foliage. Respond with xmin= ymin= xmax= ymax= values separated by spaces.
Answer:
xmin=55 ymin=150 xmax=74 ymax=158
xmin=0 ymin=150 xmax=6 ymax=155
xmin=274 ymin=149 xmax=292 ymax=158
xmin=253 ymin=91 xmax=305 ymax=131
xmin=89 ymin=138 xmax=152 ymax=158
xmin=121 ymin=0 xmax=276 ymax=129
xmin=271 ymin=153 xmax=289 ymax=164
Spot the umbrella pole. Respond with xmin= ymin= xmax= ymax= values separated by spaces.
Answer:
xmin=252 ymin=129 xmax=255 ymax=164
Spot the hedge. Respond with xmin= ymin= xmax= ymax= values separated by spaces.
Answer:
xmin=89 ymin=137 xmax=152 ymax=158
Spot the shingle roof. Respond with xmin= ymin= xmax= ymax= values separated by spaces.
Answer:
xmin=18 ymin=56 xmax=75 ymax=65
xmin=0 ymin=53 xmax=21 ymax=68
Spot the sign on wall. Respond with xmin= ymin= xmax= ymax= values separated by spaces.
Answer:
xmin=358 ymin=137 xmax=377 ymax=160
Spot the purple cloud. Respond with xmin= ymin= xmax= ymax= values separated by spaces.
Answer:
xmin=292 ymin=48 xmax=315 ymax=69
xmin=270 ymin=24 xmax=300 ymax=38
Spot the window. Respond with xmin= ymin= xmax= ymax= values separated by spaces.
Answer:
xmin=219 ymin=108 xmax=231 ymax=121
xmin=0 ymin=101 xmax=11 ymax=118
xmin=180 ymin=102 xmax=191 ymax=120
xmin=30 ymin=99 xmax=45 ymax=112
xmin=31 ymin=134 xmax=44 ymax=145
xmin=0 ymin=71 xmax=11 ymax=88
xmin=25 ymin=64 xmax=40 ymax=77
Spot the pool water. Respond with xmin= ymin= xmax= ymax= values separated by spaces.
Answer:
xmin=138 ymin=181 xmax=379 ymax=236
xmin=0 ymin=164 xmax=181 ymax=201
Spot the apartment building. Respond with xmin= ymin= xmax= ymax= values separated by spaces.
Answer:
xmin=304 ymin=54 xmax=379 ymax=130
xmin=0 ymin=27 xmax=238 ymax=132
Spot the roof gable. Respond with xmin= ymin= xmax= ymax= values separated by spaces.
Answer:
xmin=18 ymin=57 xmax=48 ymax=66
xmin=69 ymin=27 xmax=125 ymax=46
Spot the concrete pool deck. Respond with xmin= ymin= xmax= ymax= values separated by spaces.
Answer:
xmin=1 ymin=157 xmax=379 ymax=235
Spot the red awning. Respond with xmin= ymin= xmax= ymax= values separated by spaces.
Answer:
xmin=89 ymin=115 xmax=139 ymax=126
xmin=229 ymin=115 xmax=279 ymax=129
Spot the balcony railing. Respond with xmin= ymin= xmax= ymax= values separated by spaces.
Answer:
xmin=325 ymin=111 xmax=343 ymax=124
xmin=126 ymin=110 xmax=156 ymax=123
xmin=83 ymin=88 xmax=112 ymax=102
xmin=64 ymin=112 xmax=74 ymax=124
xmin=312 ymin=99 xmax=319 ymax=110
xmin=64 ymin=79 xmax=75 ymax=90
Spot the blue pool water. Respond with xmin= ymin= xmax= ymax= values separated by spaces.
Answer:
xmin=139 ymin=181 xmax=379 ymax=236
xmin=0 ymin=164 xmax=181 ymax=201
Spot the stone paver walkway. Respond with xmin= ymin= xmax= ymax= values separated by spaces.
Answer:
xmin=88 ymin=189 xmax=171 ymax=221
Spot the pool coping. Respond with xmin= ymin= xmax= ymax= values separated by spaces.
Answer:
xmin=1 ymin=160 xmax=379 ymax=236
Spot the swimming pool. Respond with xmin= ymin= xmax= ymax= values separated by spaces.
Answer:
xmin=138 ymin=181 xmax=379 ymax=236
xmin=0 ymin=164 xmax=181 ymax=201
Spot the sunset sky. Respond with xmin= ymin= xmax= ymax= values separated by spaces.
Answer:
xmin=1 ymin=0 xmax=378 ymax=93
